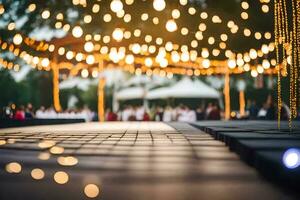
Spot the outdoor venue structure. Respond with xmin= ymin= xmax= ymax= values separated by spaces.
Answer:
xmin=0 ymin=0 xmax=299 ymax=124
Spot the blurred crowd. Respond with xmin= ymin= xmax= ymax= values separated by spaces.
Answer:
xmin=1 ymin=103 xmax=95 ymax=122
xmin=106 ymin=103 xmax=221 ymax=122
xmin=1 ymin=97 xmax=296 ymax=123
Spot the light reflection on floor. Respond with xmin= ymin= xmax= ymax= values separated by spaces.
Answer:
xmin=0 ymin=122 xmax=294 ymax=200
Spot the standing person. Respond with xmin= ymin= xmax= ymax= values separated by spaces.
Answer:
xmin=196 ymin=105 xmax=205 ymax=121
xmin=266 ymin=96 xmax=276 ymax=120
xmin=154 ymin=106 xmax=163 ymax=121
xmin=14 ymin=105 xmax=25 ymax=121
xmin=163 ymin=106 xmax=173 ymax=122
xmin=248 ymin=100 xmax=259 ymax=119
xmin=205 ymin=103 xmax=213 ymax=119
xmin=187 ymin=106 xmax=197 ymax=122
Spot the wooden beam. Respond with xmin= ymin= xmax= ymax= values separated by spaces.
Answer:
xmin=98 ymin=78 xmax=106 ymax=122
xmin=52 ymin=64 xmax=62 ymax=112
xmin=224 ymin=69 xmax=231 ymax=120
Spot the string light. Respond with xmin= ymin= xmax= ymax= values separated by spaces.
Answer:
xmin=153 ymin=0 xmax=166 ymax=12
xmin=166 ymin=20 xmax=177 ymax=32
xmin=110 ymin=0 xmax=123 ymax=13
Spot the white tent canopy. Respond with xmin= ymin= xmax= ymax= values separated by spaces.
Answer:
xmin=59 ymin=77 xmax=95 ymax=91
xmin=146 ymin=77 xmax=220 ymax=99
xmin=123 ymin=75 xmax=173 ymax=88
xmin=115 ymin=87 xmax=146 ymax=100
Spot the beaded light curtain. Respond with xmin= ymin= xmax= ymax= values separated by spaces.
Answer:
xmin=274 ymin=0 xmax=300 ymax=128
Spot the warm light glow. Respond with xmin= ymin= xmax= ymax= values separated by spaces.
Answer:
xmin=262 ymin=60 xmax=270 ymax=69
xmin=110 ymin=0 xmax=123 ymax=13
xmin=202 ymin=59 xmax=210 ymax=68
xmin=166 ymin=19 xmax=177 ymax=32
xmin=6 ymin=162 xmax=22 ymax=173
xmin=145 ymin=58 xmax=153 ymax=67
xmin=132 ymin=43 xmax=141 ymax=54
xmin=251 ymin=70 xmax=258 ymax=77
xmin=13 ymin=34 xmax=23 ymax=45
xmin=84 ymin=184 xmax=100 ymax=198
xmin=41 ymin=58 xmax=50 ymax=67
xmin=31 ymin=168 xmax=45 ymax=180
xmin=54 ymin=171 xmax=69 ymax=184
xmin=172 ymin=9 xmax=180 ymax=19
xmin=86 ymin=55 xmax=95 ymax=65
xmin=153 ymin=0 xmax=166 ymax=11
xmin=41 ymin=10 xmax=50 ymax=19
xmin=72 ymin=26 xmax=83 ymax=38
xmin=201 ymin=48 xmax=209 ymax=58
xmin=228 ymin=59 xmax=236 ymax=69
xmin=125 ymin=54 xmax=134 ymax=64
xmin=249 ymin=49 xmax=258 ymax=59
xmin=84 ymin=42 xmax=94 ymax=52
xmin=81 ymin=69 xmax=89 ymax=78
xmin=283 ymin=149 xmax=300 ymax=169
xmin=112 ymin=28 xmax=124 ymax=41
xmin=57 ymin=156 xmax=78 ymax=166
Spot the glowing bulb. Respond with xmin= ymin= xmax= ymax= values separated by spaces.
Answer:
xmin=228 ymin=59 xmax=236 ymax=69
xmin=201 ymin=48 xmax=209 ymax=58
xmin=153 ymin=0 xmax=166 ymax=11
xmin=41 ymin=58 xmax=50 ymax=67
xmin=172 ymin=9 xmax=180 ymax=19
xmin=171 ymin=51 xmax=180 ymax=63
xmin=84 ymin=42 xmax=94 ymax=52
xmin=262 ymin=60 xmax=270 ymax=69
xmin=145 ymin=58 xmax=153 ymax=67
xmin=41 ymin=10 xmax=50 ymax=19
xmin=125 ymin=54 xmax=134 ymax=64
xmin=86 ymin=55 xmax=95 ymax=65
xmin=283 ymin=148 xmax=300 ymax=169
xmin=166 ymin=19 xmax=177 ymax=32
xmin=81 ymin=69 xmax=89 ymax=78
xmin=110 ymin=0 xmax=123 ymax=13
xmin=251 ymin=70 xmax=258 ymax=77
xmin=249 ymin=49 xmax=258 ymax=59
xmin=13 ymin=34 xmax=23 ymax=45
xmin=72 ymin=26 xmax=83 ymax=38
xmin=202 ymin=59 xmax=210 ymax=68
xmin=160 ymin=58 xmax=168 ymax=68
xmin=84 ymin=184 xmax=100 ymax=198
xmin=132 ymin=43 xmax=141 ymax=54
xmin=112 ymin=28 xmax=124 ymax=41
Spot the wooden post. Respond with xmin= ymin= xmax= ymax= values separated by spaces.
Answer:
xmin=239 ymin=90 xmax=245 ymax=117
xmin=224 ymin=69 xmax=231 ymax=120
xmin=98 ymin=78 xmax=106 ymax=122
xmin=52 ymin=64 xmax=62 ymax=112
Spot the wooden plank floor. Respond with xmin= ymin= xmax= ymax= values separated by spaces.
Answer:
xmin=0 ymin=122 xmax=298 ymax=200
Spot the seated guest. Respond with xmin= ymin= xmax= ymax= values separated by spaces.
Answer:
xmin=14 ymin=105 xmax=25 ymax=121
xmin=35 ymin=106 xmax=46 ymax=119
xmin=177 ymin=105 xmax=189 ymax=122
xmin=207 ymin=104 xmax=221 ymax=120
xmin=105 ymin=108 xmax=118 ymax=121
xmin=143 ymin=113 xmax=150 ymax=121
xmin=258 ymin=103 xmax=268 ymax=119
xmin=136 ymin=106 xmax=145 ymax=121
xmin=121 ymin=105 xmax=134 ymax=121
xmin=25 ymin=103 xmax=34 ymax=119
